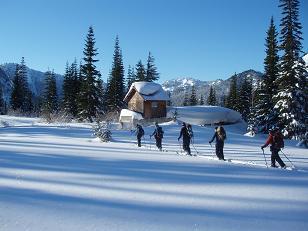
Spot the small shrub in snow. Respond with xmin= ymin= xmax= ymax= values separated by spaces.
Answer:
xmin=93 ymin=121 xmax=112 ymax=142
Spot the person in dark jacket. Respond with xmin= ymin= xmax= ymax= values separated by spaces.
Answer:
xmin=209 ymin=126 xmax=226 ymax=160
xmin=261 ymin=128 xmax=286 ymax=168
xmin=151 ymin=122 xmax=164 ymax=151
xmin=178 ymin=122 xmax=192 ymax=155
xmin=136 ymin=124 xmax=144 ymax=147
xmin=187 ymin=124 xmax=194 ymax=143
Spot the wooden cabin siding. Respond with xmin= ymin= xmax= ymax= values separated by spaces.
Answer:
xmin=144 ymin=101 xmax=151 ymax=119
xmin=127 ymin=92 xmax=144 ymax=114
xmin=143 ymin=101 xmax=166 ymax=119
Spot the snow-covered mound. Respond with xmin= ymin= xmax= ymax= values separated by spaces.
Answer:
xmin=168 ymin=106 xmax=242 ymax=125
xmin=119 ymin=109 xmax=143 ymax=121
xmin=130 ymin=81 xmax=161 ymax=95
xmin=124 ymin=81 xmax=170 ymax=101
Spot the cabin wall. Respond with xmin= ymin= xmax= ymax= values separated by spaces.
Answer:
xmin=144 ymin=101 xmax=167 ymax=119
xmin=128 ymin=92 xmax=144 ymax=114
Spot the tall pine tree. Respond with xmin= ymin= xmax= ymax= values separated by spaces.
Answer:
xmin=255 ymin=17 xmax=280 ymax=132
xmin=126 ymin=65 xmax=135 ymax=92
xmin=190 ymin=85 xmax=197 ymax=106
xmin=226 ymin=74 xmax=238 ymax=111
xmin=238 ymin=76 xmax=252 ymax=122
xmin=183 ymin=88 xmax=190 ymax=106
xmin=199 ymin=95 xmax=204 ymax=105
xmin=10 ymin=57 xmax=32 ymax=113
xmin=42 ymin=70 xmax=58 ymax=121
xmin=134 ymin=60 xmax=146 ymax=82
xmin=62 ymin=60 xmax=80 ymax=117
xmin=106 ymin=36 xmax=125 ymax=112
xmin=207 ymin=85 xmax=217 ymax=106
xmin=274 ymin=0 xmax=307 ymax=139
xmin=0 ymin=85 xmax=5 ymax=114
xmin=145 ymin=52 xmax=159 ymax=82
xmin=78 ymin=26 xmax=104 ymax=122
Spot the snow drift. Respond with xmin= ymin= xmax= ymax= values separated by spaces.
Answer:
xmin=168 ymin=106 xmax=242 ymax=125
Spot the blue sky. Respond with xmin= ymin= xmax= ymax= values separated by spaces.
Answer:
xmin=0 ymin=0 xmax=307 ymax=83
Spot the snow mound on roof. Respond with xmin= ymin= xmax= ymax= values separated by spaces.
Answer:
xmin=119 ymin=109 xmax=143 ymax=121
xmin=132 ymin=81 xmax=162 ymax=95
xmin=167 ymin=106 xmax=241 ymax=125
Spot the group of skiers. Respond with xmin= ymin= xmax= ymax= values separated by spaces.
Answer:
xmin=134 ymin=122 xmax=287 ymax=168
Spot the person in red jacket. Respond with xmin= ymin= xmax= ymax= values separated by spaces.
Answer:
xmin=261 ymin=128 xmax=286 ymax=168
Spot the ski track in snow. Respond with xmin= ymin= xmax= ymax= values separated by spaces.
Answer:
xmin=0 ymin=115 xmax=308 ymax=231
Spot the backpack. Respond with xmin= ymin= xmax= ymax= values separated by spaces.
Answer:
xmin=272 ymin=131 xmax=284 ymax=149
xmin=187 ymin=127 xmax=193 ymax=138
xmin=217 ymin=126 xmax=226 ymax=141
xmin=137 ymin=126 xmax=144 ymax=136
xmin=157 ymin=127 xmax=164 ymax=138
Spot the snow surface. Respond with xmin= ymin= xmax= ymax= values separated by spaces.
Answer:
xmin=125 ymin=81 xmax=170 ymax=101
xmin=0 ymin=115 xmax=308 ymax=231
xmin=119 ymin=109 xmax=143 ymax=120
xmin=168 ymin=106 xmax=242 ymax=125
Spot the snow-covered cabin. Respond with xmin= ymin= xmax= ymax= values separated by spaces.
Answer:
xmin=123 ymin=82 xmax=170 ymax=119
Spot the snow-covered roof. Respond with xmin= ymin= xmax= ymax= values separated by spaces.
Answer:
xmin=124 ymin=81 xmax=170 ymax=102
xmin=119 ymin=109 xmax=144 ymax=120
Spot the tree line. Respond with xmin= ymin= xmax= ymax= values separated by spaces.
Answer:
xmin=178 ymin=0 xmax=307 ymax=141
xmin=2 ymin=26 xmax=160 ymax=122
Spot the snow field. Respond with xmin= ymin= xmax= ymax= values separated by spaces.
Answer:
xmin=0 ymin=116 xmax=308 ymax=231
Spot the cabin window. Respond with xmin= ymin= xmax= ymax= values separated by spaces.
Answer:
xmin=151 ymin=102 xmax=158 ymax=108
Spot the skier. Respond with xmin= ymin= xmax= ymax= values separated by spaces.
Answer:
xmin=178 ymin=122 xmax=192 ymax=155
xmin=150 ymin=122 xmax=164 ymax=151
xmin=135 ymin=124 xmax=144 ymax=147
xmin=187 ymin=124 xmax=194 ymax=143
xmin=261 ymin=127 xmax=286 ymax=168
xmin=209 ymin=126 xmax=226 ymax=160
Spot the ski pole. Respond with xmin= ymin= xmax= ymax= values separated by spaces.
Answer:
xmin=262 ymin=148 xmax=268 ymax=168
xmin=149 ymin=135 xmax=152 ymax=150
xmin=280 ymin=150 xmax=295 ymax=168
xmin=191 ymin=143 xmax=199 ymax=154
xmin=209 ymin=143 xmax=216 ymax=157
xmin=178 ymin=140 xmax=183 ymax=154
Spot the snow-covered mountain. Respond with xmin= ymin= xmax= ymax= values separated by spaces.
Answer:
xmin=0 ymin=63 xmax=63 ymax=101
xmin=162 ymin=69 xmax=263 ymax=106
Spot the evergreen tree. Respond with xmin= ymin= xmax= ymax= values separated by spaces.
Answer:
xmin=10 ymin=64 xmax=22 ymax=111
xmin=238 ymin=76 xmax=252 ymax=122
xmin=248 ymin=80 xmax=263 ymax=132
xmin=78 ymin=26 xmax=104 ymax=122
xmin=207 ymin=85 xmax=217 ymax=106
xmin=274 ymin=0 xmax=307 ymax=139
xmin=254 ymin=18 xmax=280 ymax=132
xmin=10 ymin=57 xmax=32 ymax=113
xmin=226 ymin=74 xmax=238 ymax=111
xmin=199 ymin=95 xmax=204 ymax=105
xmin=190 ymin=85 xmax=197 ymax=106
xmin=0 ymin=86 xmax=5 ymax=114
xmin=42 ymin=70 xmax=58 ymax=120
xmin=106 ymin=36 xmax=125 ymax=112
xmin=20 ymin=57 xmax=33 ymax=113
xmin=62 ymin=60 xmax=80 ymax=117
xmin=134 ymin=60 xmax=146 ymax=82
xmin=183 ymin=88 xmax=190 ymax=106
xmin=126 ymin=65 xmax=135 ymax=92
xmin=220 ymin=94 xmax=227 ymax=107
xmin=145 ymin=52 xmax=159 ymax=82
